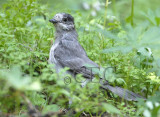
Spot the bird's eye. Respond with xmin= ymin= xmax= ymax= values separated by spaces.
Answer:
xmin=63 ymin=18 xmax=67 ymax=22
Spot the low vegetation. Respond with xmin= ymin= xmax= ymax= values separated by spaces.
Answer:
xmin=0 ymin=0 xmax=160 ymax=116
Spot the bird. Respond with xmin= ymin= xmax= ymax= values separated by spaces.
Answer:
xmin=49 ymin=13 xmax=145 ymax=101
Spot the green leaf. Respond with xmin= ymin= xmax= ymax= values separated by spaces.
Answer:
xmin=42 ymin=104 xmax=60 ymax=114
xmin=116 ymin=78 xmax=126 ymax=85
xmin=103 ymin=46 xmax=132 ymax=54
xmin=137 ymin=47 xmax=153 ymax=58
xmin=0 ymin=66 xmax=41 ymax=91
xmin=102 ymin=103 xmax=121 ymax=114
xmin=93 ymin=28 xmax=119 ymax=40
xmin=141 ymin=27 xmax=160 ymax=44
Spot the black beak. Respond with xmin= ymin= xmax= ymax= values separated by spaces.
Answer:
xmin=49 ymin=19 xmax=58 ymax=23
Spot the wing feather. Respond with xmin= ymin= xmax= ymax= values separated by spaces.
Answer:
xmin=54 ymin=38 xmax=98 ymax=78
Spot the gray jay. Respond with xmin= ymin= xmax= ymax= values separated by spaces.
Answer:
xmin=49 ymin=13 xmax=144 ymax=101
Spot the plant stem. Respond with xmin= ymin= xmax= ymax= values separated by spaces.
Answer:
xmin=112 ymin=0 xmax=116 ymax=15
xmin=103 ymin=0 xmax=109 ymax=28
xmin=131 ymin=0 xmax=134 ymax=26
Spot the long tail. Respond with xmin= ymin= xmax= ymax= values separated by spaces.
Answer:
xmin=100 ymin=84 xmax=145 ymax=101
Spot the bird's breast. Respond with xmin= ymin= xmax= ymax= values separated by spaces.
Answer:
xmin=49 ymin=42 xmax=59 ymax=64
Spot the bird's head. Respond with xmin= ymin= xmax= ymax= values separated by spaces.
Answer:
xmin=49 ymin=13 xmax=75 ymax=32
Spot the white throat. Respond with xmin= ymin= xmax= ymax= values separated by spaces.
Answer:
xmin=55 ymin=23 xmax=74 ymax=32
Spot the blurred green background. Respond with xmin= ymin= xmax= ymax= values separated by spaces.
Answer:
xmin=1 ymin=0 xmax=160 ymax=23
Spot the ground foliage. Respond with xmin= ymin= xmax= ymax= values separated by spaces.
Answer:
xmin=0 ymin=0 xmax=160 ymax=117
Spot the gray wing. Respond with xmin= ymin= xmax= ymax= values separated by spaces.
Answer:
xmin=54 ymin=38 xmax=99 ymax=78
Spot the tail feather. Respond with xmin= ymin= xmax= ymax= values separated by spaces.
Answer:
xmin=101 ymin=84 xmax=145 ymax=101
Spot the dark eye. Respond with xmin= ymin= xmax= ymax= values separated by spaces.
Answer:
xmin=63 ymin=18 xmax=67 ymax=22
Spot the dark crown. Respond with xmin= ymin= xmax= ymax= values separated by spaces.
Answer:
xmin=63 ymin=13 xmax=74 ymax=22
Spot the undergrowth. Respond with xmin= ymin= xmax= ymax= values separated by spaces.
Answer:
xmin=0 ymin=0 xmax=160 ymax=117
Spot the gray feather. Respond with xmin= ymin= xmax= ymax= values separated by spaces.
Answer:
xmin=100 ymin=84 xmax=145 ymax=101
